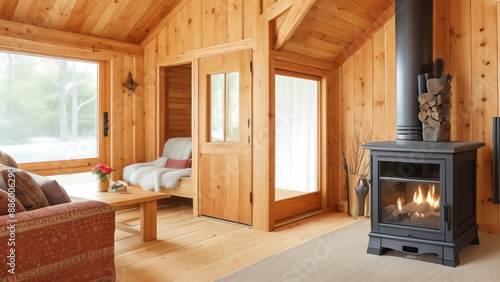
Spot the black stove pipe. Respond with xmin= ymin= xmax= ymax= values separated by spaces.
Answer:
xmin=395 ymin=0 xmax=433 ymax=140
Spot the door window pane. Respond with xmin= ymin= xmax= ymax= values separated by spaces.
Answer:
xmin=226 ymin=72 xmax=239 ymax=142
xmin=210 ymin=74 xmax=225 ymax=142
xmin=0 ymin=52 xmax=99 ymax=163
xmin=210 ymin=72 xmax=239 ymax=142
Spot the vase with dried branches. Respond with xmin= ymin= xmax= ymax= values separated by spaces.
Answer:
xmin=334 ymin=130 xmax=373 ymax=218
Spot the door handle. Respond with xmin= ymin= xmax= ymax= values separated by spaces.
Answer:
xmin=444 ymin=204 xmax=451 ymax=231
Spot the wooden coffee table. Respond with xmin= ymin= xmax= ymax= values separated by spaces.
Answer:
xmin=65 ymin=185 xmax=170 ymax=242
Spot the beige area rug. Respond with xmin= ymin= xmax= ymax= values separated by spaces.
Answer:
xmin=216 ymin=220 xmax=500 ymax=282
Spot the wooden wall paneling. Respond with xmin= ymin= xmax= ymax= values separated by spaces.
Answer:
xmin=308 ymin=6 xmax=364 ymax=37
xmin=449 ymin=0 xmax=472 ymax=142
xmin=192 ymin=0 xmax=202 ymax=50
xmin=180 ymin=0 xmax=194 ymax=53
xmin=123 ymin=1 xmax=172 ymax=44
xmin=202 ymin=0 xmax=216 ymax=48
xmin=214 ymin=0 xmax=229 ymax=46
xmin=159 ymin=67 xmax=168 ymax=146
xmin=144 ymin=39 xmax=158 ymax=161
xmin=335 ymin=0 xmax=377 ymax=21
xmin=168 ymin=14 xmax=181 ymax=57
xmin=122 ymin=56 xmax=135 ymax=171
xmin=333 ymin=1 xmax=395 ymax=68
xmin=300 ymin=17 xmax=355 ymax=46
xmin=341 ymin=57 xmax=354 ymax=150
xmin=354 ymin=40 xmax=373 ymax=136
xmin=274 ymin=50 xmax=333 ymax=70
xmin=158 ymin=27 xmax=169 ymax=59
xmin=78 ymin=0 xmax=110 ymax=35
xmin=228 ymin=0 xmax=243 ymax=42
xmin=140 ymin=0 xmax=191 ymax=48
xmin=89 ymin=0 xmax=130 ymax=37
xmin=242 ymin=0 xmax=253 ymax=39
xmin=471 ymin=0 xmax=498 ymax=226
xmin=274 ymin=60 xmax=326 ymax=77
xmin=372 ymin=28 xmax=385 ymax=142
xmin=433 ymin=0 xmax=450 ymax=74
xmin=133 ymin=56 xmax=145 ymax=164
xmin=314 ymin=0 xmax=370 ymax=30
xmin=384 ymin=16 xmax=396 ymax=141
xmin=168 ymin=65 xmax=192 ymax=138
xmin=0 ymin=0 xmax=21 ymax=21
xmin=281 ymin=41 xmax=338 ymax=61
xmin=330 ymin=67 xmax=342 ymax=211
xmin=111 ymin=55 xmax=125 ymax=180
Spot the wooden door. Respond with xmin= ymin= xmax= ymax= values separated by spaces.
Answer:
xmin=198 ymin=50 xmax=252 ymax=225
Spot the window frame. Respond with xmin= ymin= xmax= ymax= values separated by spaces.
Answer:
xmin=208 ymin=72 xmax=240 ymax=143
xmin=274 ymin=69 xmax=322 ymax=194
xmin=0 ymin=50 xmax=108 ymax=176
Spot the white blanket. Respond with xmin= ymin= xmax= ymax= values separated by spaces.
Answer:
xmin=122 ymin=137 xmax=193 ymax=191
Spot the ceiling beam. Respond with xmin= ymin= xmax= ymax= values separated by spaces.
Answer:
xmin=266 ymin=0 xmax=294 ymax=21
xmin=274 ymin=0 xmax=317 ymax=50
xmin=0 ymin=19 xmax=143 ymax=56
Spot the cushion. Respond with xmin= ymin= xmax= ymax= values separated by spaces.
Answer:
xmin=0 ymin=151 xmax=18 ymax=168
xmin=0 ymin=189 xmax=26 ymax=215
xmin=186 ymin=158 xmax=192 ymax=168
xmin=0 ymin=168 xmax=49 ymax=211
xmin=40 ymin=179 xmax=72 ymax=206
xmin=165 ymin=158 xmax=189 ymax=169
xmin=162 ymin=137 xmax=192 ymax=159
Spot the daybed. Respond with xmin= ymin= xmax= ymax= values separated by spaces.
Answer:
xmin=123 ymin=137 xmax=193 ymax=198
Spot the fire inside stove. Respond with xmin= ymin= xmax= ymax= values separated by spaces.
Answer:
xmin=382 ymin=183 xmax=441 ymax=229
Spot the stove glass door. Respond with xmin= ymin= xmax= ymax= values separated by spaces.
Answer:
xmin=379 ymin=161 xmax=441 ymax=230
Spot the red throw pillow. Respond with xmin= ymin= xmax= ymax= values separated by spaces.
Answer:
xmin=165 ymin=158 xmax=189 ymax=169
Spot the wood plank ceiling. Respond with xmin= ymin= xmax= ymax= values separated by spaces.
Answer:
xmin=277 ymin=0 xmax=394 ymax=62
xmin=0 ymin=0 xmax=183 ymax=44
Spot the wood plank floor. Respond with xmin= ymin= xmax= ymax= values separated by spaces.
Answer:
xmin=114 ymin=200 xmax=353 ymax=281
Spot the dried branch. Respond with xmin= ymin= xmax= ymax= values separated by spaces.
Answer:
xmin=333 ymin=129 xmax=373 ymax=177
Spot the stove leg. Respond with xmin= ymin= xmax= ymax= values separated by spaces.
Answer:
xmin=367 ymin=237 xmax=390 ymax=255
xmin=442 ymin=256 xmax=460 ymax=267
xmin=469 ymin=237 xmax=479 ymax=245
xmin=442 ymin=246 xmax=460 ymax=267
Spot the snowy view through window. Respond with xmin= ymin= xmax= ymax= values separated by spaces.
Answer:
xmin=0 ymin=52 xmax=99 ymax=163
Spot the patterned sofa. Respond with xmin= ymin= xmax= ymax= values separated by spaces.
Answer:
xmin=0 ymin=151 xmax=116 ymax=281
xmin=0 ymin=200 xmax=116 ymax=281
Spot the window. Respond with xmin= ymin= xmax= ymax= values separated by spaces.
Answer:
xmin=210 ymin=72 xmax=239 ymax=142
xmin=275 ymin=74 xmax=319 ymax=192
xmin=0 ymin=52 xmax=99 ymax=163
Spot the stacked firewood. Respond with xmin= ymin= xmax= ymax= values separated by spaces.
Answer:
xmin=417 ymin=58 xmax=452 ymax=142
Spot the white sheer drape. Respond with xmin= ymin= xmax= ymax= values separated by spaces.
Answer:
xmin=275 ymin=75 xmax=318 ymax=192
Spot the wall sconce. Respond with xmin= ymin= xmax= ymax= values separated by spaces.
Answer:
xmin=123 ymin=71 xmax=139 ymax=92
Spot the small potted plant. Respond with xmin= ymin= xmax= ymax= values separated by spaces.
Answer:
xmin=92 ymin=164 xmax=115 ymax=192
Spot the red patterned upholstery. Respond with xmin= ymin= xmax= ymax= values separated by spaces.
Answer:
xmin=0 ymin=201 xmax=116 ymax=281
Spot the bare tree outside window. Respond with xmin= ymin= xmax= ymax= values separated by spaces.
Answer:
xmin=0 ymin=51 xmax=99 ymax=163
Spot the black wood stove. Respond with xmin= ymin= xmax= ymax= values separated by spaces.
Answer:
xmin=363 ymin=141 xmax=484 ymax=266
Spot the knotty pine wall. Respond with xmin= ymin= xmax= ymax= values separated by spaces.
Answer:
xmin=0 ymin=19 xmax=145 ymax=180
xmin=166 ymin=65 xmax=192 ymax=139
xmin=334 ymin=0 xmax=500 ymax=233
xmin=143 ymin=0 xmax=254 ymax=161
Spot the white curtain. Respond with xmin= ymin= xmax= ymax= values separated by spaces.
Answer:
xmin=275 ymin=75 xmax=318 ymax=192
